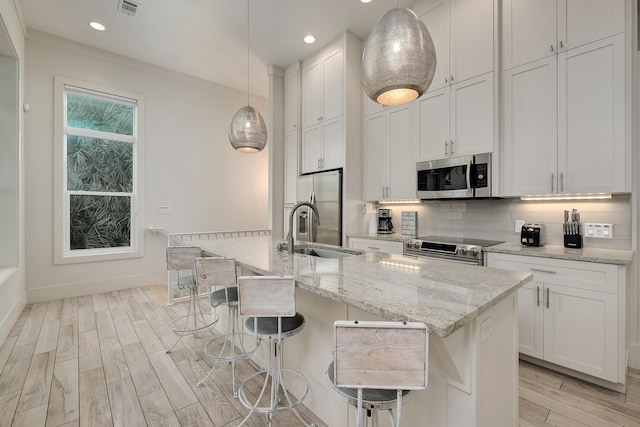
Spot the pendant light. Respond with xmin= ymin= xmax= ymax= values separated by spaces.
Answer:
xmin=362 ymin=4 xmax=437 ymax=106
xmin=229 ymin=0 xmax=268 ymax=153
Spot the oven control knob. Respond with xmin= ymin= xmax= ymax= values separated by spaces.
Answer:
xmin=468 ymin=248 xmax=478 ymax=257
xmin=458 ymin=248 xmax=467 ymax=255
xmin=413 ymin=242 xmax=420 ymax=249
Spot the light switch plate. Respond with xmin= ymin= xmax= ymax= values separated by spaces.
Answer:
xmin=585 ymin=223 xmax=613 ymax=239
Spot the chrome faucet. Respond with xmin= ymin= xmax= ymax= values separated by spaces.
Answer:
xmin=287 ymin=202 xmax=320 ymax=253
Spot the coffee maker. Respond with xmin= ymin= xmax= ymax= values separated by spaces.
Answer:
xmin=377 ymin=208 xmax=393 ymax=234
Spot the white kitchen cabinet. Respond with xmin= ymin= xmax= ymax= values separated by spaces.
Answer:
xmin=502 ymin=0 xmax=625 ymax=71
xmin=302 ymin=43 xmax=343 ymax=129
xmin=487 ymin=253 xmax=625 ymax=385
xmin=363 ymin=103 xmax=417 ymax=201
xmin=418 ymin=72 xmax=494 ymax=160
xmin=349 ymin=237 xmax=404 ymax=255
xmin=284 ymin=62 xmax=300 ymax=134
xmin=416 ymin=0 xmax=494 ymax=93
xmin=284 ymin=131 xmax=298 ymax=205
xmin=301 ymin=116 xmax=343 ymax=174
xmin=503 ymin=34 xmax=627 ymax=196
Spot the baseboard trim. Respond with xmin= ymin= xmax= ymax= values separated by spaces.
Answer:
xmin=628 ymin=343 xmax=640 ymax=370
xmin=27 ymin=275 xmax=162 ymax=303
xmin=0 ymin=291 xmax=27 ymax=348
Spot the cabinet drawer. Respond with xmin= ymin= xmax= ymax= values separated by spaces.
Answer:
xmin=488 ymin=253 xmax=618 ymax=294
xmin=349 ymin=238 xmax=404 ymax=255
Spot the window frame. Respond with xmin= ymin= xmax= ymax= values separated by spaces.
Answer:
xmin=54 ymin=76 xmax=145 ymax=264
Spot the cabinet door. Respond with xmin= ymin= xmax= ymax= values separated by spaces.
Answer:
xmin=388 ymin=104 xmax=417 ymax=199
xmin=284 ymin=65 xmax=300 ymax=133
xmin=450 ymin=72 xmax=494 ymax=157
xmin=301 ymin=125 xmax=323 ymax=174
xmin=450 ymin=0 xmax=494 ymax=83
xmin=560 ymin=0 xmax=625 ymax=51
xmin=517 ymin=282 xmax=544 ymax=359
xmin=502 ymin=0 xmax=556 ymax=70
xmin=502 ymin=57 xmax=558 ymax=196
xmin=544 ymin=284 xmax=618 ymax=382
xmin=418 ymin=0 xmax=450 ymax=92
xmin=558 ymin=34 xmax=626 ymax=194
xmin=418 ymin=87 xmax=449 ymax=160
xmin=320 ymin=116 xmax=344 ymax=170
xmin=362 ymin=113 xmax=386 ymax=201
xmin=284 ymin=131 xmax=298 ymax=204
xmin=302 ymin=58 xmax=322 ymax=129
xmin=322 ymin=48 xmax=344 ymax=122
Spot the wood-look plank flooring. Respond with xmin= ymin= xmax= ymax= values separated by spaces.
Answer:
xmin=0 ymin=283 xmax=639 ymax=426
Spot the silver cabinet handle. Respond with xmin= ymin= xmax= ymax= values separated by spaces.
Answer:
xmin=450 ymin=140 xmax=454 ymax=155
xmin=560 ymin=172 xmax=564 ymax=192
xmin=450 ymin=75 xmax=454 ymax=82
xmin=550 ymin=44 xmax=554 ymax=52
xmin=445 ymin=140 xmax=448 ymax=156
xmin=367 ymin=246 xmax=380 ymax=250
xmin=445 ymin=77 xmax=448 ymax=83
xmin=551 ymin=173 xmax=554 ymax=192
xmin=536 ymin=286 xmax=540 ymax=307
xmin=546 ymin=287 xmax=550 ymax=309
xmin=559 ymin=40 xmax=564 ymax=49
xmin=531 ymin=268 xmax=557 ymax=274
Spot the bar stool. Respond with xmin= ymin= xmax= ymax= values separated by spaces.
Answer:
xmin=236 ymin=276 xmax=315 ymax=427
xmin=165 ymin=246 xmax=217 ymax=361
xmin=327 ymin=320 xmax=429 ymax=427
xmin=194 ymin=257 xmax=259 ymax=397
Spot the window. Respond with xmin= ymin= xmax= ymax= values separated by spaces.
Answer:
xmin=54 ymin=77 xmax=144 ymax=263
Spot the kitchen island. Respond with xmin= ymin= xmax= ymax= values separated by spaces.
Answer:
xmin=190 ymin=235 xmax=532 ymax=426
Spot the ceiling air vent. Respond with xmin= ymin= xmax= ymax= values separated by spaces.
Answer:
xmin=118 ymin=0 xmax=140 ymax=16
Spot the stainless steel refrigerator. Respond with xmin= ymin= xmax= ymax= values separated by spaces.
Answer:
xmin=296 ymin=169 xmax=342 ymax=246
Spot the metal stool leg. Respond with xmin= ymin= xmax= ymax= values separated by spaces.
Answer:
xmin=237 ymin=338 xmax=315 ymax=427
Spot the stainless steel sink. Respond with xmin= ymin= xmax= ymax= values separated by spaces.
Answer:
xmin=293 ymin=247 xmax=357 ymax=259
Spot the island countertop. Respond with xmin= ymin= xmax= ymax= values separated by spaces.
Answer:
xmin=189 ymin=236 xmax=532 ymax=338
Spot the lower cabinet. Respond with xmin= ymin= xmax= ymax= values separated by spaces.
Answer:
xmin=487 ymin=252 xmax=626 ymax=385
xmin=348 ymin=237 xmax=404 ymax=255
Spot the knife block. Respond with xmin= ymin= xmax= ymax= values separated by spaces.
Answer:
xmin=564 ymin=233 xmax=583 ymax=249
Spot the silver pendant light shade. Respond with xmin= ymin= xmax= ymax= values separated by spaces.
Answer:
xmin=229 ymin=0 xmax=268 ymax=153
xmin=362 ymin=7 xmax=437 ymax=106
xmin=229 ymin=105 xmax=268 ymax=153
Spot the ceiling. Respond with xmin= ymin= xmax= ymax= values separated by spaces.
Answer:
xmin=17 ymin=0 xmax=417 ymax=98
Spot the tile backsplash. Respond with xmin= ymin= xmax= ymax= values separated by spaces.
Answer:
xmin=363 ymin=195 xmax=631 ymax=250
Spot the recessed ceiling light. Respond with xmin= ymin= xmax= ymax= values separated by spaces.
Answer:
xmin=89 ymin=22 xmax=106 ymax=31
xmin=304 ymin=35 xmax=316 ymax=44
xmin=361 ymin=0 xmax=373 ymax=3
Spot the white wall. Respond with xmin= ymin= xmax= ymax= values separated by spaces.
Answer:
xmin=0 ymin=0 xmax=26 ymax=345
xmin=24 ymin=31 xmax=270 ymax=302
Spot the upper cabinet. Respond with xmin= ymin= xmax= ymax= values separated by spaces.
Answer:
xmin=502 ymin=2 xmax=628 ymax=197
xmin=300 ymin=33 xmax=361 ymax=175
xmin=417 ymin=0 xmax=494 ymax=93
xmin=362 ymin=103 xmax=417 ymax=201
xmin=502 ymin=0 xmax=625 ymax=70
xmin=415 ymin=0 xmax=496 ymax=161
xmin=302 ymin=44 xmax=344 ymax=129
xmin=284 ymin=62 xmax=301 ymax=134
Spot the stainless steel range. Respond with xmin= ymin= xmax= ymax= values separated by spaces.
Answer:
xmin=403 ymin=235 xmax=504 ymax=266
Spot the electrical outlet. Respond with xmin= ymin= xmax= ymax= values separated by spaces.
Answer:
xmin=158 ymin=205 xmax=171 ymax=214
xmin=514 ymin=220 xmax=525 ymax=233
xmin=585 ymin=223 xmax=613 ymax=239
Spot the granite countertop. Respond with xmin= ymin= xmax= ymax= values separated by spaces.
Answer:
xmin=347 ymin=233 xmax=411 ymax=243
xmin=485 ymin=242 xmax=633 ymax=265
xmin=191 ymin=236 xmax=532 ymax=338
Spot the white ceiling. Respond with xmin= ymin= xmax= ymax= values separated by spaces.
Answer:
xmin=17 ymin=0 xmax=417 ymax=98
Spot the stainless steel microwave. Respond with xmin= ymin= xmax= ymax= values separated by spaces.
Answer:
xmin=416 ymin=153 xmax=492 ymax=199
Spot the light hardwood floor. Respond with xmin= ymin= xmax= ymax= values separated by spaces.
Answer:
xmin=0 ymin=284 xmax=638 ymax=427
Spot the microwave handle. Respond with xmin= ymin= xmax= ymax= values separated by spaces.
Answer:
xmin=466 ymin=159 xmax=472 ymax=191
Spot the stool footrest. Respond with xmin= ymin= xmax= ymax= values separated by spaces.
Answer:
xmin=203 ymin=333 xmax=260 ymax=362
xmin=169 ymin=313 xmax=218 ymax=336
xmin=238 ymin=368 xmax=310 ymax=414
